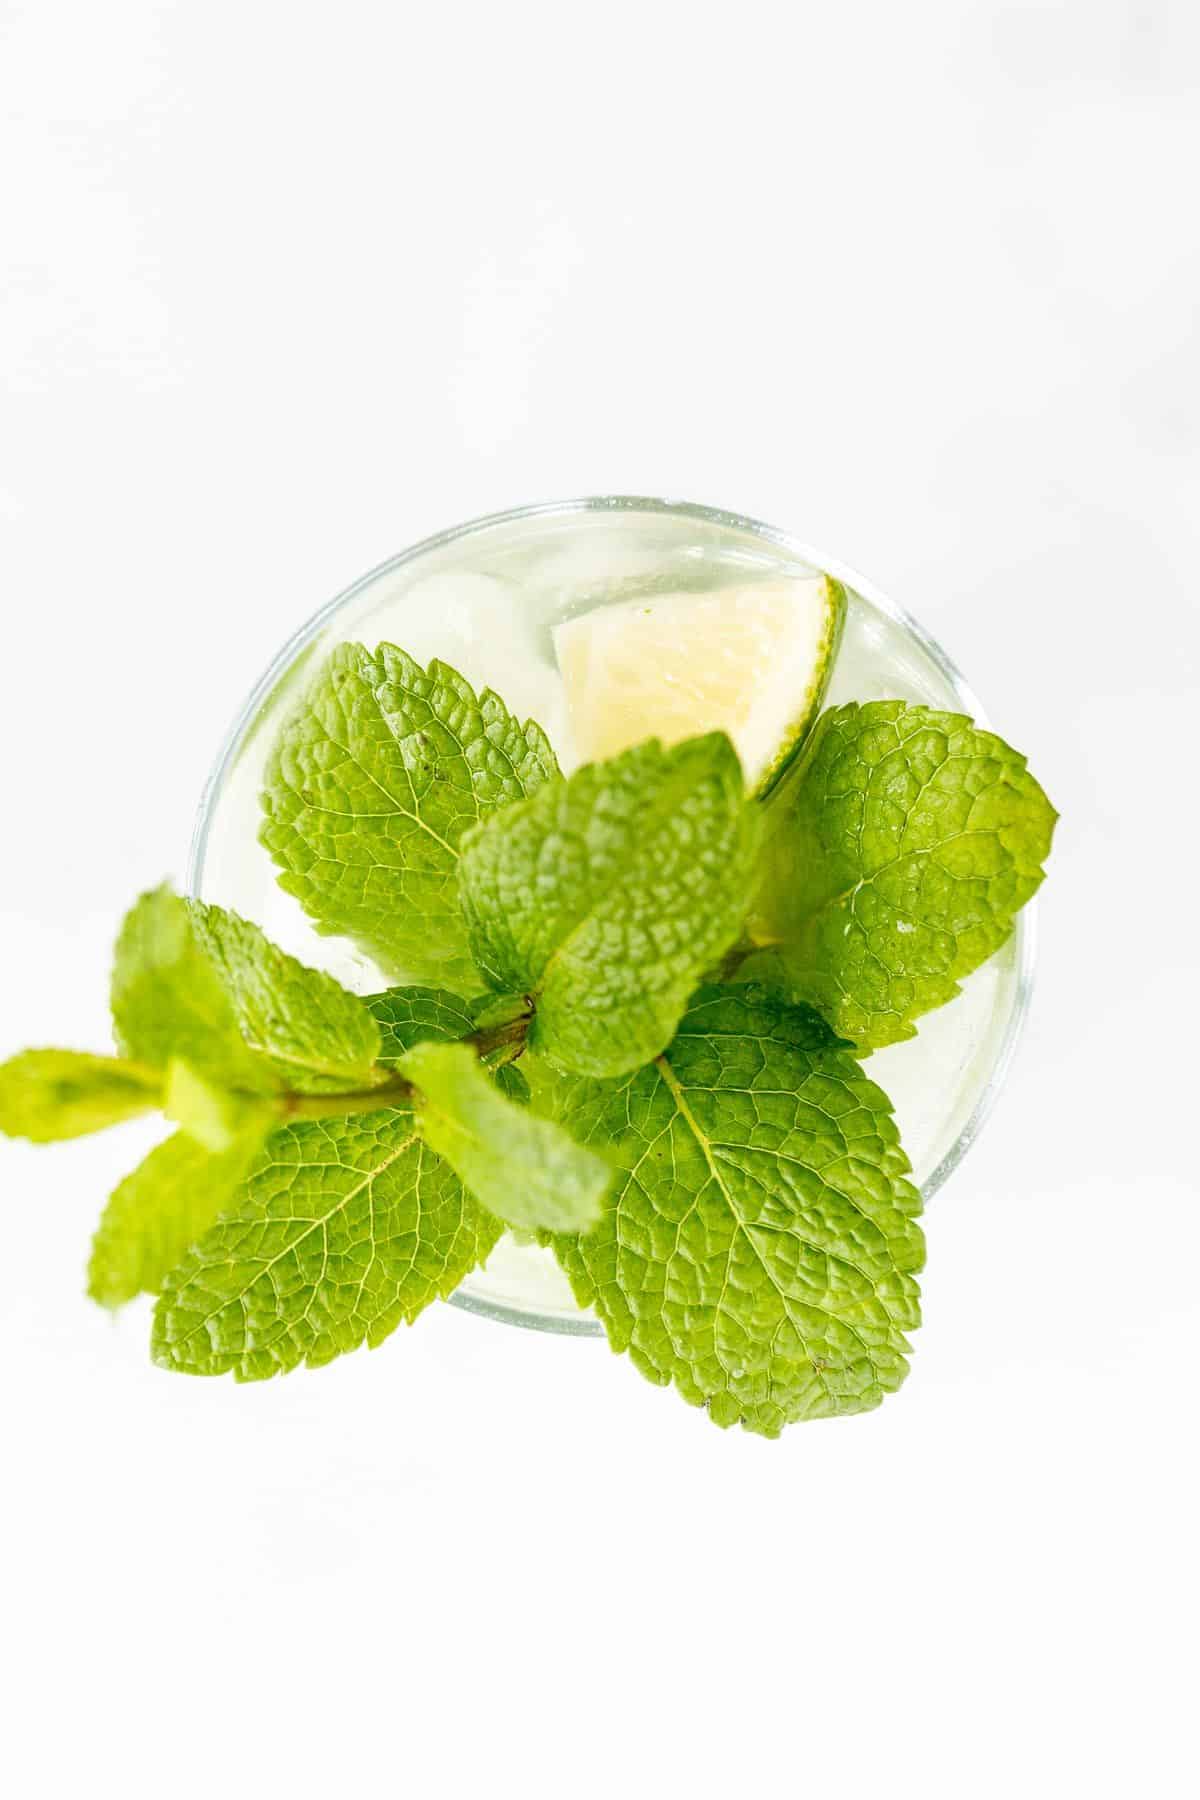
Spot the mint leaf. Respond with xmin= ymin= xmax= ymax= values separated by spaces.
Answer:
xmin=458 ymin=734 xmax=760 ymax=1077
xmin=541 ymin=986 xmax=924 ymax=1435
xmin=746 ymin=703 xmax=1056 ymax=1050
xmin=111 ymin=886 xmax=273 ymax=1092
xmin=493 ymin=1062 xmax=530 ymax=1105
xmin=260 ymin=643 xmax=559 ymax=989
xmin=367 ymin=978 xmax=533 ymax=1087
xmin=152 ymin=1107 xmax=500 ymax=1379
xmin=162 ymin=1059 xmax=275 ymax=1153
xmin=367 ymin=973 xmax=530 ymax=1095
xmin=365 ymin=986 xmax=479 ymax=1064
xmin=0 ymin=1050 xmax=161 ymax=1142
xmin=188 ymin=902 xmax=382 ymax=1093
xmin=401 ymin=1039 xmax=611 ymax=1234
xmin=88 ymin=1124 xmax=266 ymax=1308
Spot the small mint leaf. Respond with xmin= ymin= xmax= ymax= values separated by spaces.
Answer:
xmin=259 ymin=643 xmax=559 ymax=989
xmin=364 ymin=986 xmax=479 ymax=1065
xmin=458 ymin=733 xmax=760 ymax=1077
xmin=88 ymin=1124 xmax=266 ymax=1309
xmin=367 ymin=982 xmax=530 ymax=1079
xmin=188 ymin=902 xmax=382 ymax=1093
xmin=493 ymin=1062 xmax=530 ymax=1105
xmin=747 ymin=703 xmax=1057 ymax=1050
xmin=0 ymin=1050 xmax=161 ymax=1143
xmin=110 ymin=885 xmax=272 ymax=1093
xmin=401 ymin=1040 xmax=611 ymax=1235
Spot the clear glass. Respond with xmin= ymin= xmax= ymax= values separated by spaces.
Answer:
xmin=188 ymin=497 xmax=1035 ymax=1337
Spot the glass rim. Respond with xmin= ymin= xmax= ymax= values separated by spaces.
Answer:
xmin=187 ymin=494 xmax=1037 ymax=1340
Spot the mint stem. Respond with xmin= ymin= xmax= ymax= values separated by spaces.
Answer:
xmin=705 ymin=937 xmax=762 ymax=984
xmin=280 ymin=1077 xmax=417 ymax=1121
xmin=277 ymin=1011 xmax=531 ymax=1123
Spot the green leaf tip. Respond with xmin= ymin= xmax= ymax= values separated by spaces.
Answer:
xmin=402 ymin=1038 xmax=611 ymax=1235
xmin=0 ymin=1050 xmax=161 ymax=1143
xmin=110 ymin=884 xmax=274 ymax=1094
xmin=186 ymin=901 xmax=383 ymax=1093
xmin=88 ymin=1125 xmax=266 ymax=1310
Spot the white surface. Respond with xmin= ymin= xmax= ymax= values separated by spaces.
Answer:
xmin=1 ymin=5 xmax=1197 ymax=1797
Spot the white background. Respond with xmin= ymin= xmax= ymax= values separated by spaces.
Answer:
xmin=2 ymin=3 xmax=1197 ymax=1795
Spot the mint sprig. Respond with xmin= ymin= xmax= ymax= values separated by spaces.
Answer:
xmin=0 ymin=880 xmax=607 ymax=1375
xmin=0 ymin=640 xmax=1055 ymax=1435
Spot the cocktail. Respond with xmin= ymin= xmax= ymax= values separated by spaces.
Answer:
xmin=0 ymin=498 xmax=1053 ymax=1433
xmin=192 ymin=499 xmax=1034 ymax=1334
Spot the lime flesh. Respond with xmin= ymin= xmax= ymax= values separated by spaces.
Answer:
xmin=553 ymin=573 xmax=845 ymax=794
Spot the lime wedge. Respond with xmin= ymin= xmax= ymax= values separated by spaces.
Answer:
xmin=553 ymin=574 xmax=845 ymax=795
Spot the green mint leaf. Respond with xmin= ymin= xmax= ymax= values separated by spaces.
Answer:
xmin=88 ymin=1124 xmax=266 ymax=1309
xmin=152 ymin=1107 xmax=500 ymax=1379
xmin=162 ymin=1059 xmax=275 ymax=1153
xmin=110 ymin=885 xmax=273 ymax=1093
xmin=746 ymin=703 xmax=1056 ymax=1050
xmin=367 ymin=976 xmax=533 ymax=1134
xmin=259 ymin=643 xmax=560 ymax=989
xmin=541 ymin=985 xmax=924 ymax=1436
xmin=364 ymin=986 xmax=480 ymax=1064
xmin=458 ymin=734 xmax=760 ymax=1077
xmin=493 ymin=1062 xmax=530 ymax=1105
xmin=367 ymin=976 xmax=529 ymax=1089
xmin=400 ymin=1039 xmax=611 ymax=1235
xmin=188 ymin=902 xmax=382 ymax=1093
xmin=368 ymin=983 xmax=531 ymax=1080
xmin=0 ymin=1050 xmax=161 ymax=1142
